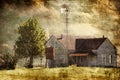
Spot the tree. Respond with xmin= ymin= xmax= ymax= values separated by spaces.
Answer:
xmin=15 ymin=17 xmax=46 ymax=68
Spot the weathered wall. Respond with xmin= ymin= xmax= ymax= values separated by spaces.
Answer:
xmin=46 ymin=36 xmax=68 ymax=67
xmin=87 ymin=55 xmax=97 ymax=66
xmin=97 ymin=39 xmax=117 ymax=67
xmin=69 ymin=55 xmax=97 ymax=67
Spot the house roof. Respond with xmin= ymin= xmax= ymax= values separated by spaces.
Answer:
xmin=50 ymin=35 xmax=107 ymax=51
xmin=54 ymin=35 xmax=80 ymax=50
xmin=75 ymin=38 xmax=107 ymax=52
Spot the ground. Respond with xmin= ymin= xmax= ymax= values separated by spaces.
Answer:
xmin=0 ymin=65 xmax=119 ymax=80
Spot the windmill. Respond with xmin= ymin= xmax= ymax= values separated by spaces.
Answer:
xmin=60 ymin=3 xmax=69 ymax=49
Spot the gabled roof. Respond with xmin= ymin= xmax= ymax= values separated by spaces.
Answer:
xmin=75 ymin=38 xmax=107 ymax=52
xmin=46 ymin=34 xmax=80 ymax=51
xmin=54 ymin=35 xmax=80 ymax=50
xmin=47 ymin=35 xmax=110 ymax=53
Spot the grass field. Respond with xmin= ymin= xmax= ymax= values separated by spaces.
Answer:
xmin=0 ymin=65 xmax=120 ymax=80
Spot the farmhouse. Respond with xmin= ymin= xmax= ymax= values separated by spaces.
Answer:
xmin=46 ymin=35 xmax=117 ymax=67
xmin=69 ymin=37 xmax=117 ymax=67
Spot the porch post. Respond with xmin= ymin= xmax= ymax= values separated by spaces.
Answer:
xmin=76 ymin=56 xmax=78 ymax=65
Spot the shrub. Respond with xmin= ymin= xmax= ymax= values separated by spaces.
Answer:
xmin=0 ymin=52 xmax=17 ymax=70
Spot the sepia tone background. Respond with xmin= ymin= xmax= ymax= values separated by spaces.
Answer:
xmin=0 ymin=0 xmax=120 ymax=66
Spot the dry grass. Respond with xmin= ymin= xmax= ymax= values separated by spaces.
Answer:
xmin=0 ymin=65 xmax=119 ymax=80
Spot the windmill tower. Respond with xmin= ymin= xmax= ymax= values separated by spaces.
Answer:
xmin=61 ymin=4 xmax=69 ymax=49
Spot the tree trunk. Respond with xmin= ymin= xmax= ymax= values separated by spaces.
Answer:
xmin=28 ymin=55 xmax=33 ymax=68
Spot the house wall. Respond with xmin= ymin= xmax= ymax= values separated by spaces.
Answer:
xmin=78 ymin=56 xmax=88 ymax=66
xmin=72 ymin=55 xmax=97 ymax=67
xmin=46 ymin=59 xmax=55 ymax=68
xmin=46 ymin=36 xmax=68 ymax=67
xmin=68 ymin=56 xmax=87 ymax=66
xmin=97 ymin=39 xmax=117 ymax=67
xmin=69 ymin=55 xmax=97 ymax=67
xmin=87 ymin=55 xmax=97 ymax=66
xmin=54 ymin=43 xmax=68 ymax=67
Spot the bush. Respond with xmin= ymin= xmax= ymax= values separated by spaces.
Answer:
xmin=0 ymin=52 xmax=17 ymax=70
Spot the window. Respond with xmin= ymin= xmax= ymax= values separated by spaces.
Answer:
xmin=101 ymin=55 xmax=106 ymax=65
xmin=109 ymin=55 xmax=112 ymax=64
xmin=101 ymin=55 xmax=104 ymax=64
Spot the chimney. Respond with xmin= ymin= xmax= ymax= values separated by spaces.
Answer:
xmin=103 ymin=35 xmax=105 ymax=38
xmin=57 ymin=34 xmax=63 ymax=40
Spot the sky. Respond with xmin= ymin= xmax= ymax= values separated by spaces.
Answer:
xmin=0 ymin=0 xmax=120 ymax=49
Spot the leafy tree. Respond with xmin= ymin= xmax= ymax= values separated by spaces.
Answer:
xmin=15 ymin=17 xmax=46 ymax=68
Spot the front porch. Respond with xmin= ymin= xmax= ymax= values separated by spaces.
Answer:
xmin=69 ymin=53 xmax=88 ymax=66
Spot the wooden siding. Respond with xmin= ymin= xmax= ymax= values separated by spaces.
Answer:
xmin=69 ymin=38 xmax=117 ymax=67
xmin=69 ymin=55 xmax=97 ymax=67
xmin=46 ymin=35 xmax=68 ymax=67
xmin=97 ymin=39 xmax=117 ymax=67
xmin=87 ymin=55 xmax=97 ymax=66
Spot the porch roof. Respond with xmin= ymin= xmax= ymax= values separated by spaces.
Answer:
xmin=69 ymin=53 xmax=89 ymax=57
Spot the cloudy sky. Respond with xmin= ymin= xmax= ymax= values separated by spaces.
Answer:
xmin=0 ymin=0 xmax=120 ymax=46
